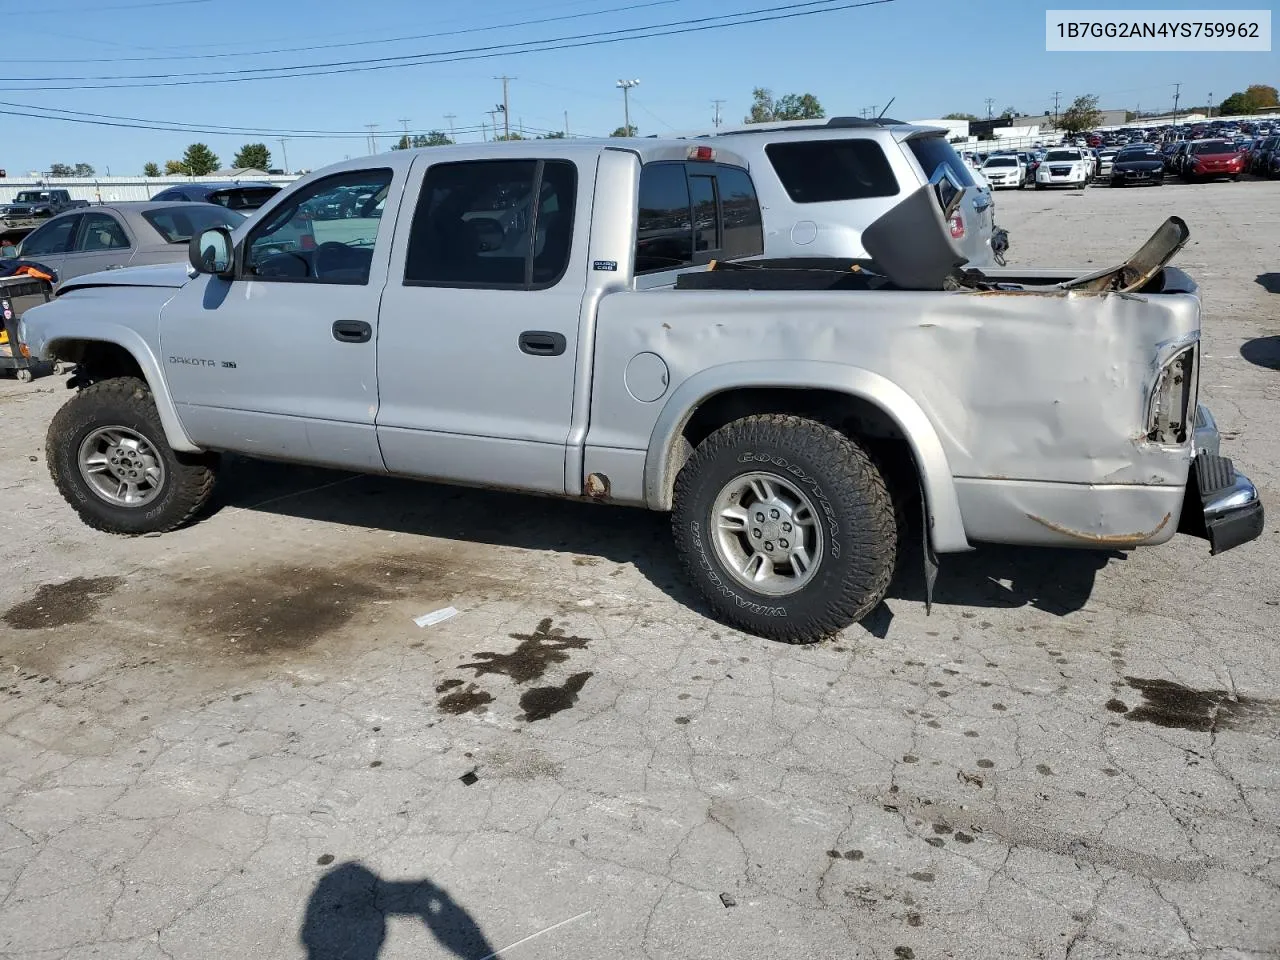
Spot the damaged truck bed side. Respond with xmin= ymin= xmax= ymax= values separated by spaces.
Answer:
xmin=17 ymin=140 xmax=1264 ymax=643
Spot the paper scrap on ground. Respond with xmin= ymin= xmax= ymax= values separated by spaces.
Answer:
xmin=414 ymin=606 xmax=458 ymax=628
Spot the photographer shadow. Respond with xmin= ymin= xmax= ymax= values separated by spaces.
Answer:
xmin=301 ymin=862 xmax=495 ymax=960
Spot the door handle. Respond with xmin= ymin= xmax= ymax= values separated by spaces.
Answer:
xmin=332 ymin=320 xmax=372 ymax=344
xmin=518 ymin=330 xmax=567 ymax=357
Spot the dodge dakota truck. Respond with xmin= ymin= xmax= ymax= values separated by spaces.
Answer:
xmin=17 ymin=140 xmax=1265 ymax=642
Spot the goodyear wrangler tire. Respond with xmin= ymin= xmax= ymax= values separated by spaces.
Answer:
xmin=47 ymin=377 xmax=217 ymax=535
xmin=672 ymin=414 xmax=897 ymax=643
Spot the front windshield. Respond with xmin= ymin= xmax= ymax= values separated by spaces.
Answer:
xmin=14 ymin=192 xmax=50 ymax=203
xmin=1045 ymin=150 xmax=1079 ymax=161
xmin=983 ymin=157 xmax=1017 ymax=167
xmin=143 ymin=206 xmax=246 ymax=244
xmin=1190 ymin=140 xmax=1234 ymax=155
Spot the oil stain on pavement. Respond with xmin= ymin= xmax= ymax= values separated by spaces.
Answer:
xmin=1122 ymin=677 xmax=1276 ymax=733
xmin=458 ymin=617 xmax=591 ymax=683
xmin=3 ymin=576 xmax=122 ymax=629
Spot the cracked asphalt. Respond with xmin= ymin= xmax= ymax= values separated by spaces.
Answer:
xmin=1 ymin=178 xmax=1277 ymax=960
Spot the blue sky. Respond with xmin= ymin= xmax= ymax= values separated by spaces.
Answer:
xmin=4 ymin=0 xmax=1273 ymax=175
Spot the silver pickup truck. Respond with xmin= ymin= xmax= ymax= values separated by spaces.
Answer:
xmin=17 ymin=139 xmax=1264 ymax=642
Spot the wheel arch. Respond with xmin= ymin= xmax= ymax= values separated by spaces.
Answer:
xmin=644 ymin=362 xmax=971 ymax=553
xmin=44 ymin=330 xmax=200 ymax=453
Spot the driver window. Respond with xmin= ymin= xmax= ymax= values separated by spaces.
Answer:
xmin=20 ymin=215 xmax=80 ymax=258
xmin=245 ymin=168 xmax=392 ymax=285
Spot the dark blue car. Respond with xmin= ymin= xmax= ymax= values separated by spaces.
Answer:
xmin=150 ymin=181 xmax=281 ymax=211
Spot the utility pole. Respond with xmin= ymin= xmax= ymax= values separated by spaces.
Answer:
xmin=616 ymin=78 xmax=639 ymax=136
xmin=397 ymin=117 xmax=410 ymax=148
xmin=444 ymin=113 xmax=457 ymax=141
xmin=564 ymin=110 xmax=570 ymax=137
xmin=712 ymin=98 xmax=725 ymax=129
xmin=278 ymin=137 xmax=290 ymax=174
xmin=495 ymin=75 xmax=514 ymax=140
xmin=486 ymin=108 xmax=502 ymax=140
xmin=1172 ymin=82 xmax=1181 ymax=124
xmin=985 ymin=97 xmax=995 ymax=119
xmin=364 ymin=124 xmax=378 ymax=155
xmin=1051 ymin=91 xmax=1062 ymax=131
xmin=481 ymin=120 xmax=488 ymax=142
xmin=1206 ymin=92 xmax=1213 ymax=118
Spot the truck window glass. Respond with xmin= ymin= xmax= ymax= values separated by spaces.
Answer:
xmin=765 ymin=139 xmax=899 ymax=203
xmin=19 ymin=216 xmax=79 ymax=257
xmin=405 ymin=159 xmax=576 ymax=290
xmin=245 ymin=168 xmax=392 ymax=285
xmin=689 ymin=174 xmax=719 ymax=253
xmin=716 ymin=165 xmax=763 ymax=260
xmin=905 ymin=136 xmax=976 ymax=188
xmin=635 ymin=162 xmax=692 ymax=274
xmin=530 ymin=161 xmax=577 ymax=286
xmin=77 ymin=213 xmax=130 ymax=251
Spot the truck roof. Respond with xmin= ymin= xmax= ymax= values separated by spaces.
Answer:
xmin=302 ymin=138 xmax=754 ymax=181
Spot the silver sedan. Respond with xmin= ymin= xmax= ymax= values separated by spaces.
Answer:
xmin=9 ymin=201 xmax=245 ymax=285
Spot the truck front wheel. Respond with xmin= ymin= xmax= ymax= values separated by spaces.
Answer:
xmin=671 ymin=414 xmax=897 ymax=643
xmin=46 ymin=377 xmax=217 ymax=535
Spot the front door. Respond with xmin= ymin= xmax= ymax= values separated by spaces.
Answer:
xmin=159 ymin=165 xmax=404 ymax=471
xmin=376 ymin=156 xmax=585 ymax=494
xmin=15 ymin=213 xmax=81 ymax=282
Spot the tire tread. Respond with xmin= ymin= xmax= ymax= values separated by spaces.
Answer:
xmin=46 ymin=377 xmax=215 ymax=535
xmin=672 ymin=414 xmax=896 ymax=643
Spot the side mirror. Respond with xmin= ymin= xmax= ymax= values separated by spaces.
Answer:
xmin=188 ymin=226 xmax=235 ymax=278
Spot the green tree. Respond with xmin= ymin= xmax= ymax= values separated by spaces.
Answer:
xmin=1059 ymin=94 xmax=1103 ymax=134
xmin=393 ymin=132 xmax=454 ymax=148
xmin=609 ymin=125 xmax=637 ymax=138
xmin=999 ymin=106 xmax=1020 ymax=119
xmin=232 ymin=143 xmax=271 ymax=170
xmin=745 ymin=87 xmax=825 ymax=123
xmin=942 ymin=112 xmax=979 ymax=121
xmin=1245 ymin=84 xmax=1278 ymax=107
xmin=493 ymin=132 xmax=526 ymax=141
xmin=48 ymin=163 xmax=73 ymax=177
xmin=538 ymin=131 xmax=567 ymax=139
xmin=163 ymin=159 xmax=186 ymax=175
xmin=73 ymin=162 xmax=95 ymax=177
xmin=180 ymin=143 xmax=219 ymax=176
xmin=143 ymin=162 xmax=161 ymax=177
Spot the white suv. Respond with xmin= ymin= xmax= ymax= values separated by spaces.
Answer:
xmin=706 ymin=117 xmax=1007 ymax=267
xmin=1035 ymin=148 xmax=1091 ymax=190
xmin=981 ymin=154 xmax=1025 ymax=189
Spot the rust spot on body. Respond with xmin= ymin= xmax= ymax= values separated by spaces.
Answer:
xmin=1026 ymin=511 xmax=1171 ymax=547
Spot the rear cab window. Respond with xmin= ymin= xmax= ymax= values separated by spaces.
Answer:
xmin=635 ymin=161 xmax=762 ymax=275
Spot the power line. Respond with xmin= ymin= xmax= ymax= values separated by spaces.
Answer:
xmin=40 ymin=0 xmax=211 ymax=12
xmin=0 ymin=0 xmax=895 ymax=90
xmin=10 ymin=0 xmax=685 ymax=63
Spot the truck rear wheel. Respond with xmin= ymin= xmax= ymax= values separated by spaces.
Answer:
xmin=671 ymin=414 xmax=897 ymax=643
xmin=46 ymin=377 xmax=217 ymax=535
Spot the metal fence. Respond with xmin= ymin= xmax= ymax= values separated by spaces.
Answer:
xmin=0 ymin=175 xmax=299 ymax=204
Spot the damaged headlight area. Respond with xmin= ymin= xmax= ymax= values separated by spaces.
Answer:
xmin=1147 ymin=346 xmax=1196 ymax=444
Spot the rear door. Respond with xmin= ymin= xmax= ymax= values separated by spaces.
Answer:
xmin=375 ymin=156 xmax=585 ymax=494
xmin=59 ymin=211 xmax=134 ymax=280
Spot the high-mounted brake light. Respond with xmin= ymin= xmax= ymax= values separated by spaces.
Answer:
xmin=688 ymin=145 xmax=716 ymax=162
